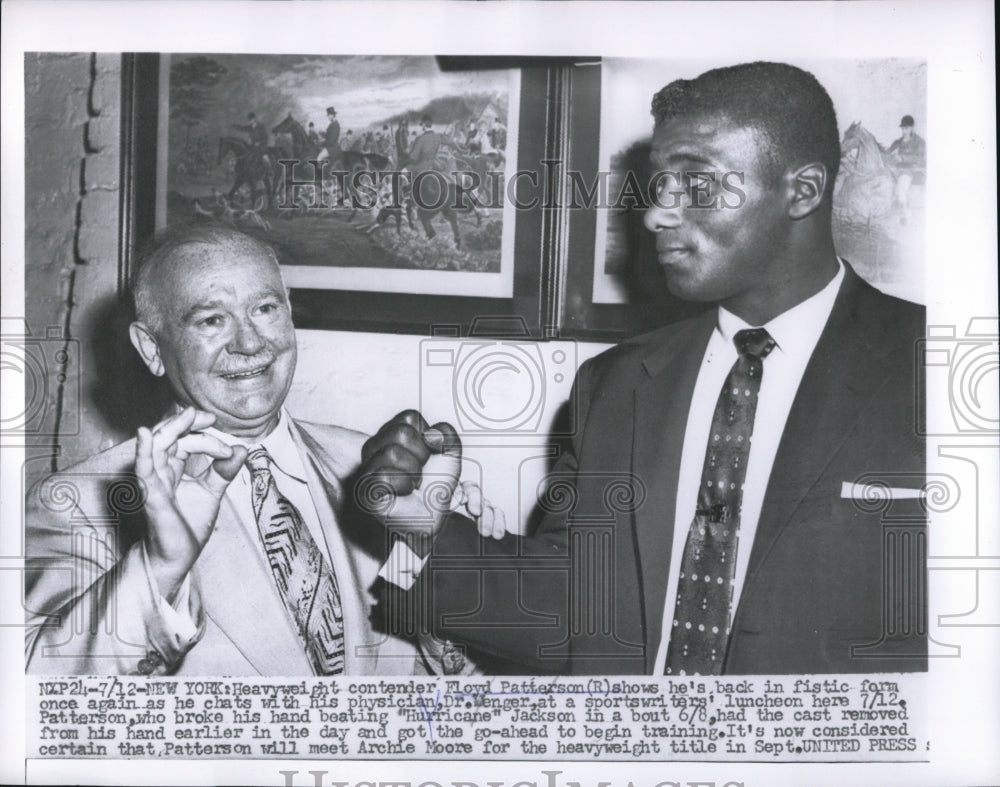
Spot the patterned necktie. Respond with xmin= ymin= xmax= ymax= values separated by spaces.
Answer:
xmin=246 ymin=448 xmax=345 ymax=675
xmin=665 ymin=327 xmax=776 ymax=675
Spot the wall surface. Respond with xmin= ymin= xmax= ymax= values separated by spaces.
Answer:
xmin=290 ymin=330 xmax=609 ymax=528
xmin=24 ymin=52 xmax=123 ymax=491
xmin=22 ymin=52 xmax=613 ymax=529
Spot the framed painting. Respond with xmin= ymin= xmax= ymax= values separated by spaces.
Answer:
xmin=559 ymin=60 xmax=709 ymax=340
xmin=122 ymin=54 xmax=577 ymax=337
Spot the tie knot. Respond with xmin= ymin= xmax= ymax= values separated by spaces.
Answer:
xmin=245 ymin=447 xmax=272 ymax=473
xmin=734 ymin=328 xmax=776 ymax=360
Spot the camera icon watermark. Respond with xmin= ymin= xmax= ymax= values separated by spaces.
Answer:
xmin=419 ymin=317 xmax=576 ymax=437
xmin=917 ymin=318 xmax=999 ymax=436
xmin=1 ymin=319 xmax=80 ymax=437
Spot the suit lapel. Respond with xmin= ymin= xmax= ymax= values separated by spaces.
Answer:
xmin=738 ymin=267 xmax=892 ymax=604
xmin=632 ymin=312 xmax=715 ymax=671
xmin=195 ymin=494 xmax=312 ymax=674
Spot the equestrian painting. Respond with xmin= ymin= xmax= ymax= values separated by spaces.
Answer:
xmin=164 ymin=54 xmax=516 ymax=279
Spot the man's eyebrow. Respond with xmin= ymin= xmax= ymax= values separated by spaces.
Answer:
xmin=179 ymin=288 xmax=287 ymax=324
xmin=181 ymin=300 xmax=226 ymax=324
xmin=651 ymin=152 xmax=716 ymax=168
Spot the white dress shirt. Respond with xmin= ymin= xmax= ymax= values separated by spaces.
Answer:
xmin=154 ymin=408 xmax=419 ymax=650
xmin=156 ymin=408 xmax=328 ymax=643
xmin=209 ymin=408 xmax=328 ymax=564
xmin=652 ymin=260 xmax=845 ymax=673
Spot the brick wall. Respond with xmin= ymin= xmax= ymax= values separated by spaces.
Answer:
xmin=23 ymin=53 xmax=126 ymax=491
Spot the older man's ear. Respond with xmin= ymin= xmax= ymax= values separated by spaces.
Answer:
xmin=129 ymin=322 xmax=166 ymax=377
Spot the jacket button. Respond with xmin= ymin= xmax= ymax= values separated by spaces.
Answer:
xmin=137 ymin=658 xmax=154 ymax=675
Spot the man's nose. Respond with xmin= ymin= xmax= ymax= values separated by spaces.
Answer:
xmin=227 ymin=317 xmax=266 ymax=355
xmin=644 ymin=189 xmax=683 ymax=233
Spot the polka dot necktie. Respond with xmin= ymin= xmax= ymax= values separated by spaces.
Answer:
xmin=246 ymin=448 xmax=345 ymax=675
xmin=665 ymin=327 xmax=776 ymax=676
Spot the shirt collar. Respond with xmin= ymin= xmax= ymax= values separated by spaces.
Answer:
xmin=204 ymin=408 xmax=308 ymax=484
xmin=716 ymin=257 xmax=845 ymax=361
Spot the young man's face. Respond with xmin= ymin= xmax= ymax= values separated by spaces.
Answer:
xmin=137 ymin=240 xmax=297 ymax=438
xmin=901 ymin=125 xmax=913 ymax=139
xmin=643 ymin=113 xmax=790 ymax=315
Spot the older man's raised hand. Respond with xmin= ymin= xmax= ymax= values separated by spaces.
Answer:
xmin=357 ymin=410 xmax=463 ymax=552
xmin=136 ymin=406 xmax=247 ymax=600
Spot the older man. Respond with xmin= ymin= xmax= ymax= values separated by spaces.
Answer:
xmin=25 ymin=224 xmax=482 ymax=676
xmin=360 ymin=62 xmax=927 ymax=676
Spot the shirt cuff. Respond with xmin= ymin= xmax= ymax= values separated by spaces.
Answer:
xmin=140 ymin=542 xmax=203 ymax=654
xmin=157 ymin=577 xmax=200 ymax=644
xmin=378 ymin=541 xmax=429 ymax=591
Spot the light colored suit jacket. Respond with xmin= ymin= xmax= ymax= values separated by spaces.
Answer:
xmin=25 ymin=419 xmax=424 ymax=676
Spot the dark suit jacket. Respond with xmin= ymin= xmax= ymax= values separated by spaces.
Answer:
xmin=424 ymin=264 xmax=927 ymax=675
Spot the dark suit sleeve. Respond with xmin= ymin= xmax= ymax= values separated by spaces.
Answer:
xmin=406 ymin=360 xmax=600 ymax=672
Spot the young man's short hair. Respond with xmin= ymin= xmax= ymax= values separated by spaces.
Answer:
xmin=652 ymin=61 xmax=841 ymax=196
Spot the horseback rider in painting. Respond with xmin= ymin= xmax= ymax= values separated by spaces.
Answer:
xmin=407 ymin=115 xmax=446 ymax=175
xmin=233 ymin=112 xmax=269 ymax=153
xmin=220 ymin=112 xmax=275 ymax=209
xmin=887 ymin=114 xmax=926 ymax=215
xmin=392 ymin=114 xmax=484 ymax=248
xmin=465 ymin=119 xmax=482 ymax=154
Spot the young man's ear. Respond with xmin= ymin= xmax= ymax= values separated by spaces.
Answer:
xmin=787 ymin=162 xmax=828 ymax=219
xmin=129 ymin=322 xmax=165 ymax=377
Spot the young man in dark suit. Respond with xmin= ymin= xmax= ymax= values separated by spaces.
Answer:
xmin=359 ymin=62 xmax=927 ymax=676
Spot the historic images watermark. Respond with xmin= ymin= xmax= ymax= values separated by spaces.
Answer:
xmin=273 ymin=160 xmax=748 ymax=213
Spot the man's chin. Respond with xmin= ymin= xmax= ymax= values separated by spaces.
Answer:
xmin=211 ymin=402 xmax=284 ymax=439
xmin=662 ymin=271 xmax=716 ymax=303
